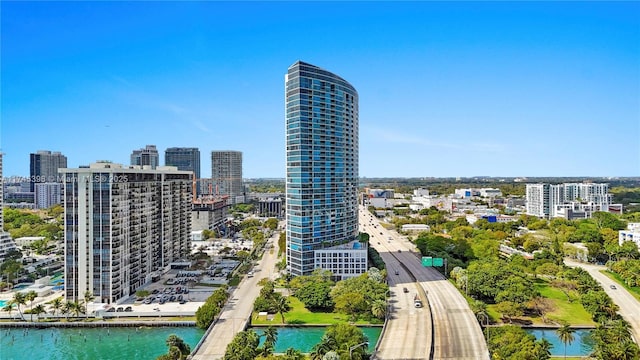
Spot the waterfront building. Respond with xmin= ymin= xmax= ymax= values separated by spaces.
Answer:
xmin=130 ymin=145 xmax=159 ymax=169
xmin=285 ymin=61 xmax=365 ymax=279
xmin=60 ymin=162 xmax=192 ymax=304
xmin=211 ymin=150 xmax=244 ymax=204
xmin=29 ymin=150 xmax=67 ymax=192
xmin=0 ymin=153 xmax=17 ymax=261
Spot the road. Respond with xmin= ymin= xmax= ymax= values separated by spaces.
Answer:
xmin=361 ymin=207 xmax=489 ymax=360
xmin=190 ymin=230 xmax=281 ymax=360
xmin=565 ymin=259 xmax=640 ymax=342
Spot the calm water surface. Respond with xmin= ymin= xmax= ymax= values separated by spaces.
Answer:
xmin=0 ymin=327 xmax=204 ymax=360
xmin=526 ymin=328 xmax=594 ymax=357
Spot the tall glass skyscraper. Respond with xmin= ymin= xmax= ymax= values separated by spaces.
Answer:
xmin=285 ymin=61 xmax=361 ymax=277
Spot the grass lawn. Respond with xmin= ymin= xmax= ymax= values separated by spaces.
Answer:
xmin=601 ymin=270 xmax=640 ymax=302
xmin=251 ymin=296 xmax=377 ymax=326
xmin=486 ymin=279 xmax=595 ymax=326
xmin=535 ymin=281 xmax=594 ymax=326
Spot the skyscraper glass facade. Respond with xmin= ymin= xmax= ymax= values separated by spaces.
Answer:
xmin=285 ymin=61 xmax=359 ymax=276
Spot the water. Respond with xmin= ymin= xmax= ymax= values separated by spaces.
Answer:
xmin=0 ymin=327 xmax=204 ymax=360
xmin=12 ymin=284 xmax=32 ymax=290
xmin=526 ymin=328 xmax=594 ymax=357
xmin=0 ymin=300 xmax=8 ymax=308
xmin=255 ymin=326 xmax=382 ymax=353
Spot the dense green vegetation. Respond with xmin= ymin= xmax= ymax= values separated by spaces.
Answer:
xmin=2 ymin=207 xmax=63 ymax=254
xmin=224 ymin=323 xmax=370 ymax=360
xmin=487 ymin=325 xmax=552 ymax=360
xmin=156 ymin=334 xmax=191 ymax=360
xmin=195 ymin=287 xmax=230 ymax=329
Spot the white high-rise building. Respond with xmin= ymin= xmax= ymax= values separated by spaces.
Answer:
xmin=60 ymin=162 xmax=192 ymax=304
xmin=0 ymin=153 xmax=18 ymax=261
xmin=526 ymin=182 xmax=612 ymax=220
xmin=34 ymin=182 xmax=62 ymax=209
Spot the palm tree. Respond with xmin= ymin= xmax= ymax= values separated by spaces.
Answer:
xmin=371 ymin=299 xmax=387 ymax=320
xmin=274 ymin=296 xmax=290 ymax=324
xmin=31 ymin=304 xmax=46 ymax=322
xmin=67 ymin=301 xmax=84 ymax=319
xmin=556 ymin=323 xmax=575 ymax=359
xmin=11 ymin=292 xmax=27 ymax=321
xmin=49 ymin=297 xmax=63 ymax=318
xmin=83 ymin=290 xmax=95 ymax=319
xmin=61 ymin=301 xmax=71 ymax=321
xmin=310 ymin=334 xmax=336 ymax=360
xmin=535 ymin=338 xmax=553 ymax=360
xmin=260 ymin=326 xmax=278 ymax=356
xmin=283 ymin=348 xmax=304 ymax=360
xmin=25 ymin=290 xmax=37 ymax=322
xmin=2 ymin=302 xmax=15 ymax=320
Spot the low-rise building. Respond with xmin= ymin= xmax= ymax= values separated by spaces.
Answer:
xmin=619 ymin=223 xmax=640 ymax=250
xmin=314 ymin=240 xmax=368 ymax=280
xmin=401 ymin=224 xmax=431 ymax=233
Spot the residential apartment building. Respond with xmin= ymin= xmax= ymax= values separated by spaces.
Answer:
xmin=130 ymin=145 xmax=159 ymax=169
xmin=285 ymin=61 xmax=365 ymax=279
xmin=526 ymin=183 xmax=613 ymax=220
xmin=619 ymin=223 xmax=640 ymax=250
xmin=60 ymin=162 xmax=192 ymax=304
xmin=34 ymin=182 xmax=62 ymax=209
xmin=29 ymin=150 xmax=67 ymax=192
xmin=0 ymin=153 xmax=17 ymax=261
xmin=211 ymin=150 xmax=244 ymax=204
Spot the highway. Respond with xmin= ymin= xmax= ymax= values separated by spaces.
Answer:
xmin=565 ymin=259 xmax=640 ymax=343
xmin=190 ymin=230 xmax=280 ymax=360
xmin=361 ymin=206 xmax=489 ymax=360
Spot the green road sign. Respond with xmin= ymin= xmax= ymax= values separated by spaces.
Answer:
xmin=421 ymin=257 xmax=433 ymax=267
xmin=433 ymin=258 xmax=444 ymax=267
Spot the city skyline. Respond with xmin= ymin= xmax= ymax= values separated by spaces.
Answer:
xmin=2 ymin=2 xmax=639 ymax=178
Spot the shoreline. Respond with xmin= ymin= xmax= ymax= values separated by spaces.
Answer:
xmin=0 ymin=320 xmax=195 ymax=328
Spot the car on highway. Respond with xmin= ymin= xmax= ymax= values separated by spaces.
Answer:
xmin=610 ymin=285 xmax=617 ymax=290
xmin=395 ymin=270 xmax=399 ymax=275
xmin=398 ymin=249 xmax=401 ymax=253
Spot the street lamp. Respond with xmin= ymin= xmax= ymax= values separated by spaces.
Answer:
xmin=349 ymin=342 xmax=369 ymax=358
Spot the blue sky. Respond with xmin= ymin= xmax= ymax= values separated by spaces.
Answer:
xmin=2 ymin=1 xmax=639 ymax=178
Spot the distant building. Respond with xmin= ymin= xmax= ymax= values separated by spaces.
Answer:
xmin=367 ymin=189 xmax=395 ymax=199
xmin=211 ymin=150 xmax=244 ymax=204
xmin=257 ymin=197 xmax=283 ymax=218
xmin=619 ymin=223 xmax=640 ymax=250
xmin=165 ymin=147 xmax=200 ymax=193
xmin=14 ymin=236 xmax=45 ymax=247
xmin=130 ymin=145 xmax=159 ymax=169
xmin=34 ymin=182 xmax=62 ymax=209
xmin=401 ymin=224 xmax=431 ymax=233
xmin=191 ymin=195 xmax=229 ymax=232
xmin=526 ymin=183 xmax=612 ymax=220
xmin=0 ymin=153 xmax=17 ymax=260
xmin=454 ymin=188 xmax=502 ymax=198
xmin=29 ymin=150 xmax=67 ymax=192
xmin=60 ymin=162 xmax=192 ymax=304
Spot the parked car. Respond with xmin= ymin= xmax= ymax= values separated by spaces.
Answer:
xmin=116 ymin=307 xmax=124 ymax=312
xmin=610 ymin=285 xmax=617 ymax=290
xmin=124 ymin=306 xmax=132 ymax=312
xmin=403 ymin=287 xmax=409 ymax=293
